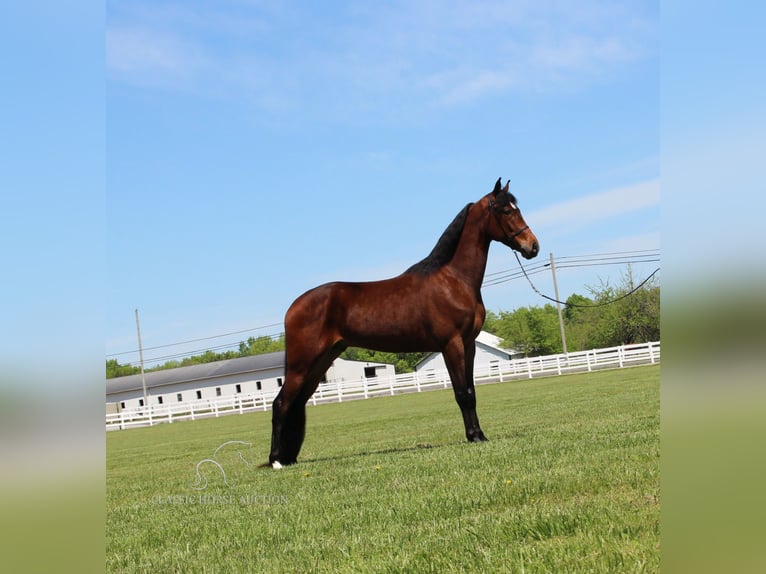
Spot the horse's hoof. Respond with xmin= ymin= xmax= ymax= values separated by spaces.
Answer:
xmin=271 ymin=461 xmax=283 ymax=470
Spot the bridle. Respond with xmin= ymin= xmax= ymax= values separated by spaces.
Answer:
xmin=488 ymin=197 xmax=529 ymax=247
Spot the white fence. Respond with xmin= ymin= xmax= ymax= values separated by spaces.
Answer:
xmin=106 ymin=341 xmax=660 ymax=431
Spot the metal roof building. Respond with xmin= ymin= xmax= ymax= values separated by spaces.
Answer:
xmin=106 ymin=351 xmax=395 ymax=412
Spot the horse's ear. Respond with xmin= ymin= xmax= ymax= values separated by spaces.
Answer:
xmin=503 ymin=180 xmax=510 ymax=194
xmin=493 ymin=177 xmax=502 ymax=195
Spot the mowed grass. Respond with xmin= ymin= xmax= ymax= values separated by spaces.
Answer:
xmin=107 ymin=365 xmax=659 ymax=573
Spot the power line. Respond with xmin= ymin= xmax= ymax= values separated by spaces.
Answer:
xmin=484 ymin=260 xmax=550 ymax=278
xmin=514 ymin=250 xmax=661 ymax=308
xmin=110 ymin=248 xmax=661 ymax=367
xmin=556 ymin=248 xmax=660 ymax=261
xmin=483 ymin=249 xmax=659 ymax=280
xmin=107 ymin=322 xmax=283 ymax=358
xmin=482 ymin=249 xmax=659 ymax=287
xmin=555 ymin=258 xmax=660 ymax=270
xmin=115 ymin=330 xmax=286 ymax=368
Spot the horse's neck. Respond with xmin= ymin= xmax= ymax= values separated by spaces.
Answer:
xmin=445 ymin=204 xmax=491 ymax=293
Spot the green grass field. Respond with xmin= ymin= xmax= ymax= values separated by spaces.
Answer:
xmin=107 ymin=365 xmax=659 ymax=573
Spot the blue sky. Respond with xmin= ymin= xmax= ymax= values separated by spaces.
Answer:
xmin=106 ymin=1 xmax=659 ymax=365
xmin=1 ymin=2 xmax=104 ymax=385
xmin=3 ymin=6 xmax=765 ymax=570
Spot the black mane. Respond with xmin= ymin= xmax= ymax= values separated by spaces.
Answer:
xmin=405 ymin=203 xmax=473 ymax=276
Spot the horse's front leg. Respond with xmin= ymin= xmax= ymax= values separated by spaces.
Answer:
xmin=443 ymin=337 xmax=487 ymax=443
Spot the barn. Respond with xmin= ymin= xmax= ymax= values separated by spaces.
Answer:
xmin=106 ymin=351 xmax=395 ymax=412
xmin=414 ymin=331 xmax=522 ymax=376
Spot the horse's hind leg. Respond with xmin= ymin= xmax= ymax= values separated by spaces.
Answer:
xmin=269 ymin=341 xmax=345 ymax=467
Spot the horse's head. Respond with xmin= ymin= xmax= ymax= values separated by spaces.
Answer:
xmin=486 ymin=178 xmax=539 ymax=260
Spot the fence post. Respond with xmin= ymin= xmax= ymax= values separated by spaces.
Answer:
xmin=648 ymin=342 xmax=655 ymax=364
xmin=618 ymin=346 xmax=624 ymax=368
xmin=526 ymin=358 xmax=532 ymax=379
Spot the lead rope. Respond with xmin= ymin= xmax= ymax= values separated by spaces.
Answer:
xmin=513 ymin=251 xmax=660 ymax=308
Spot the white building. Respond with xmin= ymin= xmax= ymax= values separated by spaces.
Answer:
xmin=414 ymin=331 xmax=522 ymax=377
xmin=106 ymin=351 xmax=395 ymax=411
xmin=325 ymin=357 xmax=394 ymax=383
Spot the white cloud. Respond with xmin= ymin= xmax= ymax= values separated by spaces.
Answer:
xmin=430 ymin=69 xmax=517 ymax=107
xmin=528 ymin=179 xmax=660 ymax=232
xmin=531 ymin=34 xmax=633 ymax=73
xmin=107 ymin=26 xmax=208 ymax=86
xmin=106 ymin=1 xmax=656 ymax=111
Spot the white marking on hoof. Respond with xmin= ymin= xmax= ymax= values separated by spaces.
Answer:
xmin=271 ymin=461 xmax=283 ymax=470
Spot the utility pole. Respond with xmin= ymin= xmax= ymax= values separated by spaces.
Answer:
xmin=135 ymin=308 xmax=149 ymax=410
xmin=549 ymin=253 xmax=568 ymax=354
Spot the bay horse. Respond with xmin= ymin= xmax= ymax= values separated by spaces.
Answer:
xmin=268 ymin=178 xmax=539 ymax=468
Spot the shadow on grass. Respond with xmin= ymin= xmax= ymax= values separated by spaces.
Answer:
xmin=301 ymin=441 xmax=444 ymax=465
xmin=265 ymin=427 xmax=536 ymax=468
xmin=256 ymin=422 xmax=538 ymax=468
xmin=257 ymin=442 xmax=449 ymax=468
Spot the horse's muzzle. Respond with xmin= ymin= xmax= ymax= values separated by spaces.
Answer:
xmin=521 ymin=240 xmax=539 ymax=259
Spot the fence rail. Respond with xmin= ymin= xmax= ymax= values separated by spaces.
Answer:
xmin=106 ymin=341 xmax=660 ymax=431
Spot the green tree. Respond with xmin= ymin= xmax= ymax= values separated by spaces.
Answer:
xmin=554 ymin=268 xmax=660 ymax=350
xmin=488 ymin=266 xmax=660 ymax=354
xmin=562 ymin=294 xmax=595 ymax=352
xmin=579 ymin=267 xmax=660 ymax=348
xmin=563 ymin=293 xmax=593 ymax=322
xmin=239 ymin=334 xmax=285 ymax=356
xmin=493 ymin=305 xmax=562 ymax=356
xmin=105 ymin=359 xmax=140 ymax=379
xmin=483 ymin=309 xmax=501 ymax=333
